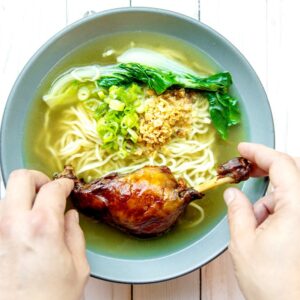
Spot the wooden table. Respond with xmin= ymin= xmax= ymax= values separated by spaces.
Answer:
xmin=1 ymin=0 xmax=299 ymax=299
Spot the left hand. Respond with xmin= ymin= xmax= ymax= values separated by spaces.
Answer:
xmin=0 ymin=169 xmax=89 ymax=300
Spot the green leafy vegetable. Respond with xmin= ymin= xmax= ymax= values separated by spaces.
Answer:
xmin=205 ymin=92 xmax=240 ymax=139
xmin=43 ymin=81 xmax=79 ymax=108
xmin=42 ymin=49 xmax=240 ymax=140
xmin=97 ymin=63 xmax=232 ymax=95
xmin=97 ymin=62 xmax=239 ymax=139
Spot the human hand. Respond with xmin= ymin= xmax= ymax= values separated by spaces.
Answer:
xmin=224 ymin=143 xmax=300 ymax=300
xmin=0 ymin=170 xmax=89 ymax=300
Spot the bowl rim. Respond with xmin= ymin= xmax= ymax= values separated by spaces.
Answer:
xmin=0 ymin=7 xmax=275 ymax=284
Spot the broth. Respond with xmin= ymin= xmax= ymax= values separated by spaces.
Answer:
xmin=24 ymin=32 xmax=246 ymax=259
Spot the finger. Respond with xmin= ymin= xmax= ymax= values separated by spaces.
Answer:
xmin=64 ymin=210 xmax=89 ymax=273
xmin=224 ymin=188 xmax=256 ymax=242
xmin=250 ymin=157 xmax=300 ymax=177
xmin=294 ymin=157 xmax=300 ymax=170
xmin=248 ymin=165 xmax=268 ymax=177
xmin=253 ymin=193 xmax=275 ymax=225
xmin=3 ymin=169 xmax=50 ymax=211
xmin=33 ymin=178 xmax=74 ymax=217
xmin=238 ymin=143 xmax=300 ymax=189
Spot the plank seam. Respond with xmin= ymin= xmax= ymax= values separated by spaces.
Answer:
xmin=199 ymin=268 xmax=202 ymax=300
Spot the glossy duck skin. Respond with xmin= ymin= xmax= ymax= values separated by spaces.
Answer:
xmin=56 ymin=157 xmax=252 ymax=237
xmin=58 ymin=166 xmax=203 ymax=236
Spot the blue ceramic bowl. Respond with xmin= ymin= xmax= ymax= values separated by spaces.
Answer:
xmin=0 ymin=8 xmax=274 ymax=283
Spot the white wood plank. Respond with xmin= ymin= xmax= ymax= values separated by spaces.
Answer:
xmin=131 ymin=0 xmax=199 ymax=20
xmin=200 ymin=0 xmax=267 ymax=88
xmin=66 ymin=0 xmax=130 ymax=24
xmin=279 ymin=0 xmax=300 ymax=156
xmin=202 ymin=252 xmax=245 ymax=300
xmin=200 ymin=1 xmax=268 ymax=299
xmin=265 ymin=0 xmax=286 ymax=151
xmin=0 ymin=0 xmax=66 ymax=123
xmin=85 ymin=277 xmax=131 ymax=300
xmin=0 ymin=0 xmax=66 ymax=193
xmin=133 ymin=270 xmax=200 ymax=300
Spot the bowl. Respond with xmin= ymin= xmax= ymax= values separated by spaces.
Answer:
xmin=0 ymin=7 xmax=274 ymax=283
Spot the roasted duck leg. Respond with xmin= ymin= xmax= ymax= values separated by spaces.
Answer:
xmin=56 ymin=157 xmax=252 ymax=237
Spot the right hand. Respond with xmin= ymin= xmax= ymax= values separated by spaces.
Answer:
xmin=224 ymin=143 xmax=300 ymax=300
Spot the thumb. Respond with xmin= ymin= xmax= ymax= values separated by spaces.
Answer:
xmin=64 ymin=209 xmax=90 ymax=275
xmin=224 ymin=188 xmax=257 ymax=242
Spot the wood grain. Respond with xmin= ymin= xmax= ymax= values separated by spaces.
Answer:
xmin=133 ymin=270 xmax=200 ymax=300
xmin=0 ymin=0 xmax=66 ymax=120
xmin=66 ymin=0 xmax=129 ymax=24
xmin=277 ymin=0 xmax=300 ymax=155
xmin=202 ymin=252 xmax=245 ymax=300
xmin=201 ymin=0 xmax=268 ymax=87
xmin=265 ymin=0 xmax=286 ymax=151
xmin=85 ymin=277 xmax=131 ymax=300
xmin=0 ymin=0 xmax=66 ymax=197
xmin=131 ymin=0 xmax=199 ymax=20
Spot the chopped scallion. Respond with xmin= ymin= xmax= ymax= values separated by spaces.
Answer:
xmin=109 ymin=99 xmax=125 ymax=111
xmin=83 ymin=98 xmax=100 ymax=111
xmin=77 ymin=86 xmax=90 ymax=101
xmin=127 ymin=128 xmax=138 ymax=143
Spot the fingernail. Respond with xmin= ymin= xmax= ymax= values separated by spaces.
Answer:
xmin=224 ymin=188 xmax=236 ymax=205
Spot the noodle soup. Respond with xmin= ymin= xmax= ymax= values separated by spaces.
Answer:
xmin=24 ymin=32 xmax=246 ymax=258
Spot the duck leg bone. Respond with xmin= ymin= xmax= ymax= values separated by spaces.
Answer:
xmin=196 ymin=157 xmax=253 ymax=193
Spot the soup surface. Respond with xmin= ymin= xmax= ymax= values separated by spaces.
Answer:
xmin=24 ymin=32 xmax=246 ymax=259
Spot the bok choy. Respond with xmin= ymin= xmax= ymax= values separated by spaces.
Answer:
xmin=97 ymin=63 xmax=232 ymax=95
xmin=117 ymin=48 xmax=240 ymax=139
xmin=96 ymin=62 xmax=238 ymax=139
xmin=43 ymin=48 xmax=240 ymax=139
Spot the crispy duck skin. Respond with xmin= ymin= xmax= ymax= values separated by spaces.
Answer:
xmin=55 ymin=157 xmax=252 ymax=237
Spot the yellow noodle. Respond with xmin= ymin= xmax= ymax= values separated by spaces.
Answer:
xmin=35 ymin=96 xmax=217 ymax=227
xmin=179 ymin=202 xmax=205 ymax=229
